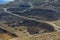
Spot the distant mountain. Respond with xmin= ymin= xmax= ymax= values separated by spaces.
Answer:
xmin=0 ymin=0 xmax=14 ymax=4
xmin=0 ymin=1 xmax=31 ymax=8
xmin=0 ymin=0 xmax=59 ymax=8
xmin=0 ymin=1 xmax=10 ymax=4
xmin=0 ymin=1 xmax=22 ymax=8
xmin=0 ymin=0 xmax=41 ymax=8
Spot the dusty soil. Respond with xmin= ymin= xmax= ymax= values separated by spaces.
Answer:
xmin=0 ymin=33 xmax=12 ymax=40
xmin=0 ymin=19 xmax=60 ymax=40
xmin=9 ymin=19 xmax=60 ymax=40
xmin=9 ymin=31 xmax=60 ymax=40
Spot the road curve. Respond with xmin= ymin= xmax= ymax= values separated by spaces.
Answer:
xmin=3 ymin=8 xmax=60 ymax=31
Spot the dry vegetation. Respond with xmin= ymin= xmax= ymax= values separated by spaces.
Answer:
xmin=0 ymin=1 xmax=60 ymax=40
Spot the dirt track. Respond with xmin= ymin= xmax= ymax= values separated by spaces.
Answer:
xmin=3 ymin=8 xmax=60 ymax=31
xmin=0 ymin=8 xmax=59 ymax=40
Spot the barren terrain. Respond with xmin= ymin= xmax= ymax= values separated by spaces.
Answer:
xmin=0 ymin=1 xmax=60 ymax=40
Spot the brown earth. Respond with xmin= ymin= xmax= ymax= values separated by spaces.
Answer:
xmin=0 ymin=33 xmax=12 ymax=40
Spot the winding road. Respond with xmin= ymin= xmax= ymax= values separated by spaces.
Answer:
xmin=0 ymin=7 xmax=60 ymax=38
xmin=2 ymin=8 xmax=60 ymax=31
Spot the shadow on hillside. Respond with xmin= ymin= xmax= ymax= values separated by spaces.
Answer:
xmin=7 ymin=8 xmax=60 ymax=21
